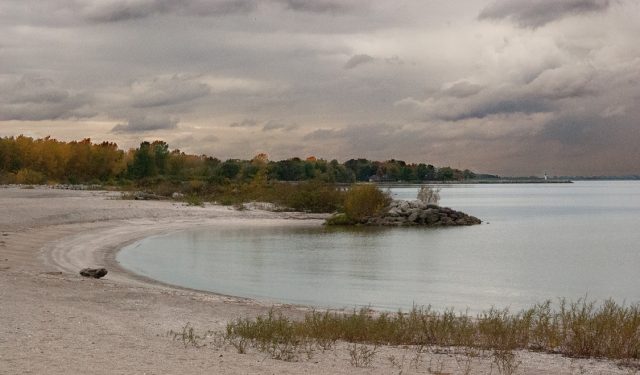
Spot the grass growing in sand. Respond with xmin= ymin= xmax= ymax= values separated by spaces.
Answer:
xmin=223 ymin=298 xmax=640 ymax=364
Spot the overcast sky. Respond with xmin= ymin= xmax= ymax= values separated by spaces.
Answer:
xmin=1 ymin=0 xmax=639 ymax=175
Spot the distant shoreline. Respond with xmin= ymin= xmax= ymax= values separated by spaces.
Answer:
xmin=371 ymin=179 xmax=573 ymax=186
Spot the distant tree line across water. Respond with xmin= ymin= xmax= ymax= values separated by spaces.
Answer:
xmin=0 ymin=136 xmax=486 ymax=185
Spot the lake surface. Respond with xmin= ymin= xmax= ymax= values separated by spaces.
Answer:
xmin=118 ymin=181 xmax=640 ymax=313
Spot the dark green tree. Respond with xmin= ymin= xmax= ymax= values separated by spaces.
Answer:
xmin=151 ymin=141 xmax=170 ymax=175
xmin=128 ymin=141 xmax=157 ymax=179
xmin=436 ymin=166 xmax=455 ymax=181
xmin=220 ymin=159 xmax=241 ymax=179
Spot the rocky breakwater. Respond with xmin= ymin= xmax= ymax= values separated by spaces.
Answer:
xmin=366 ymin=200 xmax=481 ymax=227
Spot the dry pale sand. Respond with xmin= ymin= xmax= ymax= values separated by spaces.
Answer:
xmin=0 ymin=187 xmax=634 ymax=375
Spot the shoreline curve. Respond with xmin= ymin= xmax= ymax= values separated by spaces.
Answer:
xmin=44 ymin=217 xmax=325 ymax=305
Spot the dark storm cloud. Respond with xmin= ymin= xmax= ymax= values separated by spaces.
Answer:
xmin=479 ymin=0 xmax=611 ymax=28
xmin=111 ymin=115 xmax=178 ymax=133
xmin=344 ymin=54 xmax=375 ymax=70
xmin=0 ymin=75 xmax=93 ymax=121
xmin=130 ymin=75 xmax=210 ymax=108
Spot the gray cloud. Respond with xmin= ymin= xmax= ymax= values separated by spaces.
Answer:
xmin=278 ymin=0 xmax=356 ymax=14
xmin=303 ymin=123 xmax=428 ymax=158
xmin=84 ymin=1 xmax=165 ymax=23
xmin=84 ymin=0 xmax=257 ymax=23
xmin=537 ymin=114 xmax=604 ymax=145
xmin=130 ymin=75 xmax=210 ymax=108
xmin=0 ymin=75 xmax=93 ymax=121
xmin=112 ymin=115 xmax=178 ymax=133
xmin=442 ymin=81 xmax=484 ymax=98
xmin=82 ymin=0 xmax=357 ymax=24
xmin=397 ymin=63 xmax=597 ymax=121
xmin=201 ymin=134 xmax=220 ymax=142
xmin=397 ymin=90 xmax=549 ymax=122
xmin=229 ymin=118 xmax=297 ymax=131
xmin=171 ymin=134 xmax=219 ymax=150
xmin=384 ymin=56 xmax=404 ymax=65
xmin=262 ymin=120 xmax=298 ymax=131
xmin=229 ymin=119 xmax=258 ymax=128
xmin=344 ymin=54 xmax=375 ymax=70
xmin=479 ymin=0 xmax=611 ymax=28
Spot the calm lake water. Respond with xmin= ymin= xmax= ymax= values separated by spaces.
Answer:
xmin=118 ymin=181 xmax=640 ymax=313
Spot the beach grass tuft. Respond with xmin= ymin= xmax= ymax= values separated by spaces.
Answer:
xmin=224 ymin=299 xmax=640 ymax=363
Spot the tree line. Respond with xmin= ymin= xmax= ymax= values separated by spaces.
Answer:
xmin=0 ymin=136 xmax=479 ymax=185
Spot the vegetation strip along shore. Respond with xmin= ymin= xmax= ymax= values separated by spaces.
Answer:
xmin=224 ymin=299 xmax=640 ymax=363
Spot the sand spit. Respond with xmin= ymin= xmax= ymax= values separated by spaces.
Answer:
xmin=0 ymin=187 xmax=633 ymax=374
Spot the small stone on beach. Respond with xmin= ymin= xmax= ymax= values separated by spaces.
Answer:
xmin=79 ymin=267 xmax=108 ymax=279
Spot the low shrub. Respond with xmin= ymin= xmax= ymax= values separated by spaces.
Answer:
xmin=0 ymin=172 xmax=16 ymax=184
xmin=343 ymin=184 xmax=391 ymax=222
xmin=187 ymin=179 xmax=205 ymax=194
xmin=225 ymin=299 xmax=640 ymax=361
xmin=206 ymin=181 xmax=345 ymax=213
xmin=325 ymin=213 xmax=354 ymax=226
xmin=15 ymin=168 xmax=46 ymax=184
xmin=225 ymin=310 xmax=314 ymax=361
xmin=286 ymin=182 xmax=345 ymax=213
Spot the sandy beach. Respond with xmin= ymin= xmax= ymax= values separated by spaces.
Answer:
xmin=0 ymin=187 xmax=633 ymax=374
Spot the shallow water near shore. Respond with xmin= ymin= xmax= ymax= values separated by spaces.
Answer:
xmin=118 ymin=181 xmax=640 ymax=313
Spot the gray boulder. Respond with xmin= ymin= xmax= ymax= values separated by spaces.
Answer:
xmin=387 ymin=207 xmax=401 ymax=217
xmin=425 ymin=214 xmax=439 ymax=224
xmin=399 ymin=200 xmax=410 ymax=211
xmin=408 ymin=212 xmax=420 ymax=223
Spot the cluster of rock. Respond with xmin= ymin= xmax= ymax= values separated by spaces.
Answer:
xmin=1 ymin=184 xmax=102 ymax=190
xmin=241 ymin=201 xmax=279 ymax=211
xmin=126 ymin=191 xmax=164 ymax=200
xmin=50 ymin=184 xmax=103 ymax=190
xmin=122 ymin=191 xmax=189 ymax=200
xmin=365 ymin=200 xmax=481 ymax=227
